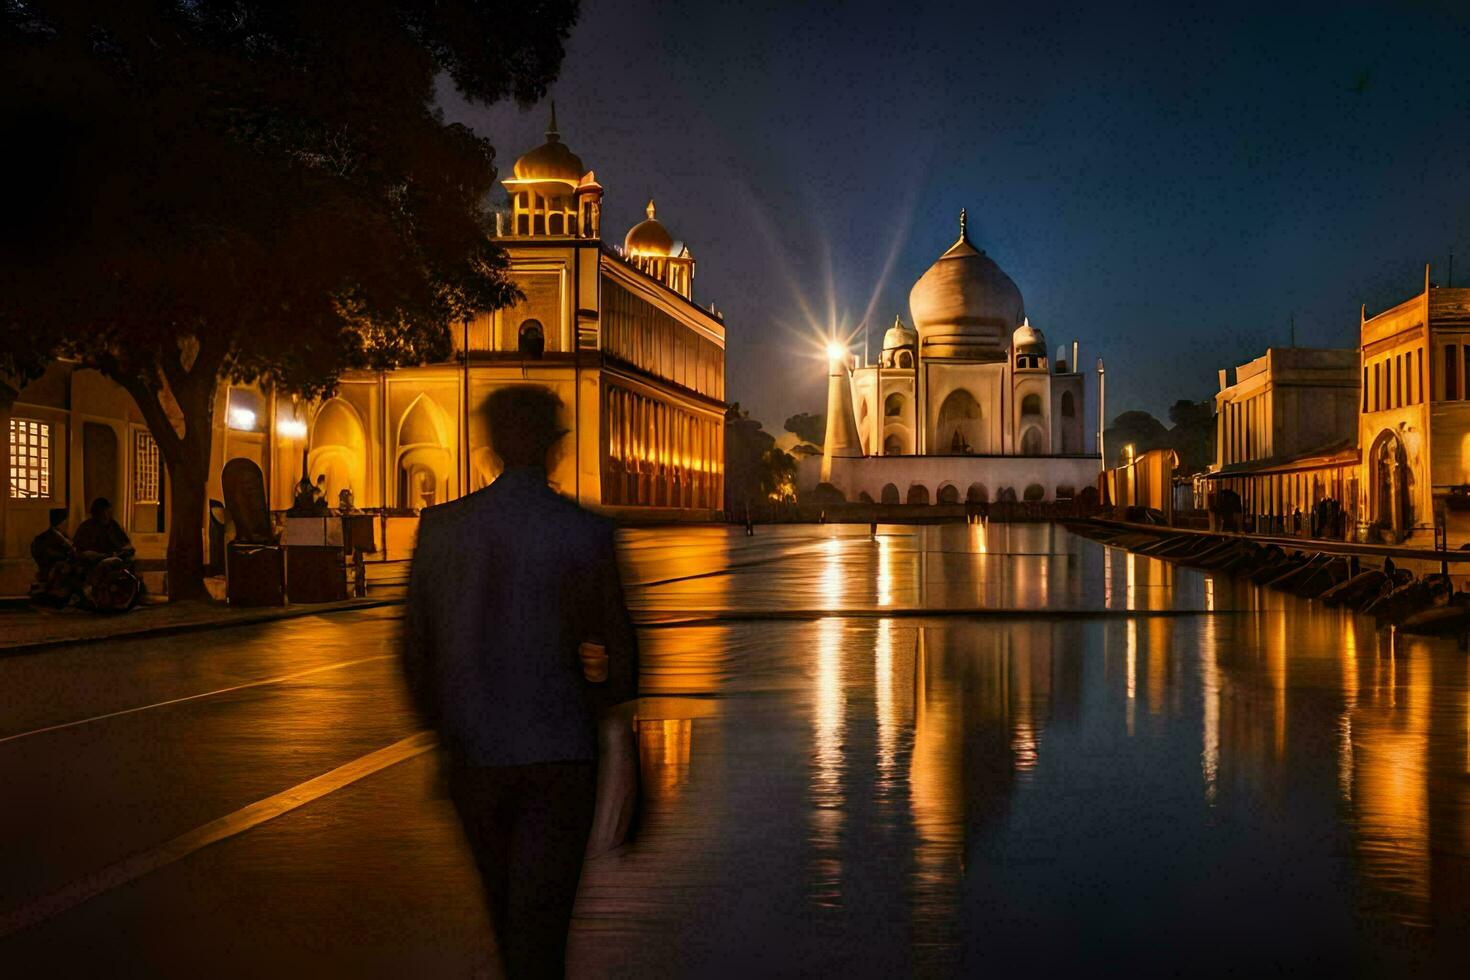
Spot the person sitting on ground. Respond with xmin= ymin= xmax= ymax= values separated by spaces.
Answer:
xmin=73 ymin=498 xmax=134 ymax=563
xmin=30 ymin=508 xmax=79 ymax=605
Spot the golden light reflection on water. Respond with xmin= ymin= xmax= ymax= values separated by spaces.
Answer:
xmin=638 ymin=718 xmax=693 ymax=803
xmin=810 ymin=614 xmax=846 ymax=908
xmin=875 ymin=617 xmax=898 ymax=778
xmin=1125 ymin=618 xmax=1137 ymax=736
xmin=877 ymin=533 xmax=894 ymax=607
xmin=1349 ymin=628 xmax=1431 ymax=928
xmin=1201 ymin=616 xmax=1220 ymax=805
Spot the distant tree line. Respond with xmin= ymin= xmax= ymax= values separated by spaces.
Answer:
xmin=1104 ymin=399 xmax=1215 ymax=474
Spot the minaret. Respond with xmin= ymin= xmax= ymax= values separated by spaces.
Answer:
xmin=821 ymin=344 xmax=864 ymax=484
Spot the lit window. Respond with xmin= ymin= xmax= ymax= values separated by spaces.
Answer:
xmin=9 ymin=418 xmax=51 ymax=499
xmin=134 ymin=430 xmax=160 ymax=504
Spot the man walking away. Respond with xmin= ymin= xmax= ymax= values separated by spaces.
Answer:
xmin=402 ymin=386 xmax=639 ymax=978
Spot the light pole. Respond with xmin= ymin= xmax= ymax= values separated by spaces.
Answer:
xmin=1097 ymin=356 xmax=1106 ymax=465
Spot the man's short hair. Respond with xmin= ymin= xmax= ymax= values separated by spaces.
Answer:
xmin=90 ymin=497 xmax=111 ymax=518
xmin=48 ymin=507 xmax=68 ymax=527
xmin=480 ymin=386 xmax=567 ymax=469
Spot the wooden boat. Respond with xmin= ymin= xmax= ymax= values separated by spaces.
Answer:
xmin=1319 ymin=570 xmax=1386 ymax=607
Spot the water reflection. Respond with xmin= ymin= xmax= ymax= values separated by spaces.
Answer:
xmin=598 ymin=526 xmax=1470 ymax=973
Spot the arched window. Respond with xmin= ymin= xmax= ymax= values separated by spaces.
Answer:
xmin=1061 ymin=391 xmax=1076 ymax=417
xmin=1023 ymin=483 xmax=1046 ymax=501
xmin=518 ymin=319 xmax=545 ymax=358
xmin=1020 ymin=426 xmax=1045 ymax=455
xmin=884 ymin=393 xmax=904 ymax=417
xmin=880 ymin=483 xmax=900 ymax=504
xmin=906 ymin=484 xmax=930 ymax=505
xmin=1021 ymin=393 xmax=1043 ymax=416
xmin=883 ymin=434 xmax=904 ymax=455
xmin=897 ymin=351 xmax=914 ymax=369
xmin=937 ymin=484 xmax=960 ymax=504
xmin=966 ymin=483 xmax=988 ymax=503
xmin=936 ymin=389 xmax=982 ymax=454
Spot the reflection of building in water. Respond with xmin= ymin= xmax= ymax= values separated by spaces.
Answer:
xmin=638 ymin=718 xmax=694 ymax=803
xmin=809 ymin=615 xmax=848 ymax=908
xmin=907 ymin=624 xmax=1074 ymax=936
xmin=1347 ymin=630 xmax=1431 ymax=927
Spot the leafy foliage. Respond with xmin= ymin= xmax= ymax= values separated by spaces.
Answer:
xmin=0 ymin=0 xmax=579 ymax=596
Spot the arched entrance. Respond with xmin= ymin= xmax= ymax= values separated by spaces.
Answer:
xmin=309 ymin=398 xmax=368 ymax=505
xmin=1020 ymin=425 xmax=1045 ymax=456
xmin=1369 ymin=429 xmax=1410 ymax=536
xmin=906 ymin=484 xmax=930 ymax=505
xmin=966 ymin=483 xmax=988 ymax=503
xmin=936 ymin=389 xmax=982 ymax=454
xmin=880 ymin=483 xmax=900 ymax=504
xmin=396 ymin=395 xmax=452 ymax=509
xmin=937 ymin=483 xmax=960 ymax=504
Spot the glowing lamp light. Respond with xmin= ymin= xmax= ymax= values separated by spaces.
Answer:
xmin=826 ymin=341 xmax=848 ymax=362
xmin=276 ymin=418 xmax=308 ymax=439
xmin=228 ymin=407 xmax=257 ymax=431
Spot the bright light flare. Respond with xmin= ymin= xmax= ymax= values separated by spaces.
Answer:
xmin=228 ymin=407 xmax=257 ymax=431
xmin=276 ymin=418 xmax=308 ymax=439
xmin=826 ymin=341 xmax=849 ymax=362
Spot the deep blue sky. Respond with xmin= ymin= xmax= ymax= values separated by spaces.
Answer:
xmin=440 ymin=0 xmax=1470 ymax=441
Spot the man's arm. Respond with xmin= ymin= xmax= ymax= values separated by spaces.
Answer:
xmin=400 ymin=516 xmax=439 ymax=728
xmin=592 ymin=522 xmax=640 ymax=710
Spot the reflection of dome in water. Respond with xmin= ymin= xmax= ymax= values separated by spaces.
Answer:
xmin=624 ymin=199 xmax=675 ymax=257
xmin=909 ymin=209 xmax=1024 ymax=362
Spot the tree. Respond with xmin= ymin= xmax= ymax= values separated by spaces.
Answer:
xmin=0 ymin=1 xmax=579 ymax=599
xmin=1166 ymin=398 xmax=1216 ymax=475
xmin=724 ymin=403 xmax=775 ymax=515
xmin=1103 ymin=410 xmax=1170 ymax=465
xmin=783 ymin=412 xmax=825 ymax=446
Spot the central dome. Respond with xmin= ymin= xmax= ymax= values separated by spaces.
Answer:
xmin=908 ymin=211 xmax=1024 ymax=361
xmin=512 ymin=105 xmax=584 ymax=182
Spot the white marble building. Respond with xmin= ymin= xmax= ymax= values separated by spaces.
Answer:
xmin=805 ymin=212 xmax=1100 ymax=505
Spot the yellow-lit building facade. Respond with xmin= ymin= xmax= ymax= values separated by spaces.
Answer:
xmin=0 ymin=115 xmax=726 ymax=591
xmin=273 ymin=115 xmax=726 ymax=521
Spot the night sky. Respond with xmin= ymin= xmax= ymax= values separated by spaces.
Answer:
xmin=439 ymin=0 xmax=1470 ymax=443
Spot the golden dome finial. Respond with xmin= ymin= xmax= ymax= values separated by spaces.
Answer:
xmin=646 ymin=198 xmax=656 ymax=220
xmin=959 ymin=207 xmax=968 ymax=242
xmin=546 ymin=101 xmax=560 ymax=143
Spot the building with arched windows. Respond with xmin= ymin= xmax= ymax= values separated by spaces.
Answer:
xmin=806 ymin=211 xmax=1100 ymax=505
xmin=273 ymin=110 xmax=727 ymax=521
xmin=0 ymin=109 xmax=726 ymax=591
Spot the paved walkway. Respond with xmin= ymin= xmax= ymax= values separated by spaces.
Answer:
xmin=0 ymin=560 xmax=410 ymax=654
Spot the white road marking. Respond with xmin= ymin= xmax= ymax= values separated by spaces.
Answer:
xmin=0 ymin=654 xmax=395 ymax=747
xmin=0 ymin=729 xmax=438 ymax=938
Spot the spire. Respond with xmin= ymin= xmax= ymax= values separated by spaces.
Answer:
xmin=545 ymin=101 xmax=560 ymax=143
xmin=646 ymin=199 xmax=657 ymax=220
xmin=959 ymin=207 xmax=968 ymax=242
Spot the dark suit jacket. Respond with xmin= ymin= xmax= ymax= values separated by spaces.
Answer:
xmin=401 ymin=467 xmax=639 ymax=767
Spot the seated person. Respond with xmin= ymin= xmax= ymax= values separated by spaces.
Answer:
xmin=73 ymin=497 xmax=135 ymax=563
xmin=30 ymin=508 xmax=79 ymax=605
xmin=31 ymin=508 xmax=74 ymax=577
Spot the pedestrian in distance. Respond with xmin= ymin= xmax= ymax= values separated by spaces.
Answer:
xmin=402 ymin=385 xmax=640 ymax=979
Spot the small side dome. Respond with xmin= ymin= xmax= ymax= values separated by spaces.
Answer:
xmin=882 ymin=315 xmax=918 ymax=352
xmin=1012 ymin=317 xmax=1046 ymax=354
xmin=624 ymin=199 xmax=675 ymax=257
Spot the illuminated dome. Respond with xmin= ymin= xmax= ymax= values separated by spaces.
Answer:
xmin=908 ymin=209 xmax=1024 ymax=361
xmin=882 ymin=315 xmax=918 ymax=351
xmin=1012 ymin=318 xmax=1046 ymax=354
xmin=512 ymin=105 xmax=584 ymax=182
xmin=624 ymin=199 xmax=675 ymax=257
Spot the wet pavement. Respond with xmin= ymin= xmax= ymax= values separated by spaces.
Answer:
xmin=1 ymin=524 xmax=1468 ymax=976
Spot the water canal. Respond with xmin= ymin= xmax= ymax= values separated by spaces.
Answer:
xmin=581 ymin=522 xmax=1470 ymax=976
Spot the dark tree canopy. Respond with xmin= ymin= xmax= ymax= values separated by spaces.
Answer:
xmin=783 ymin=412 xmax=826 ymax=446
xmin=0 ymin=0 xmax=579 ymax=597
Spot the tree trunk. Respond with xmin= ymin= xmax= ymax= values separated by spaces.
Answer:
xmin=166 ymin=453 xmax=210 ymax=601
